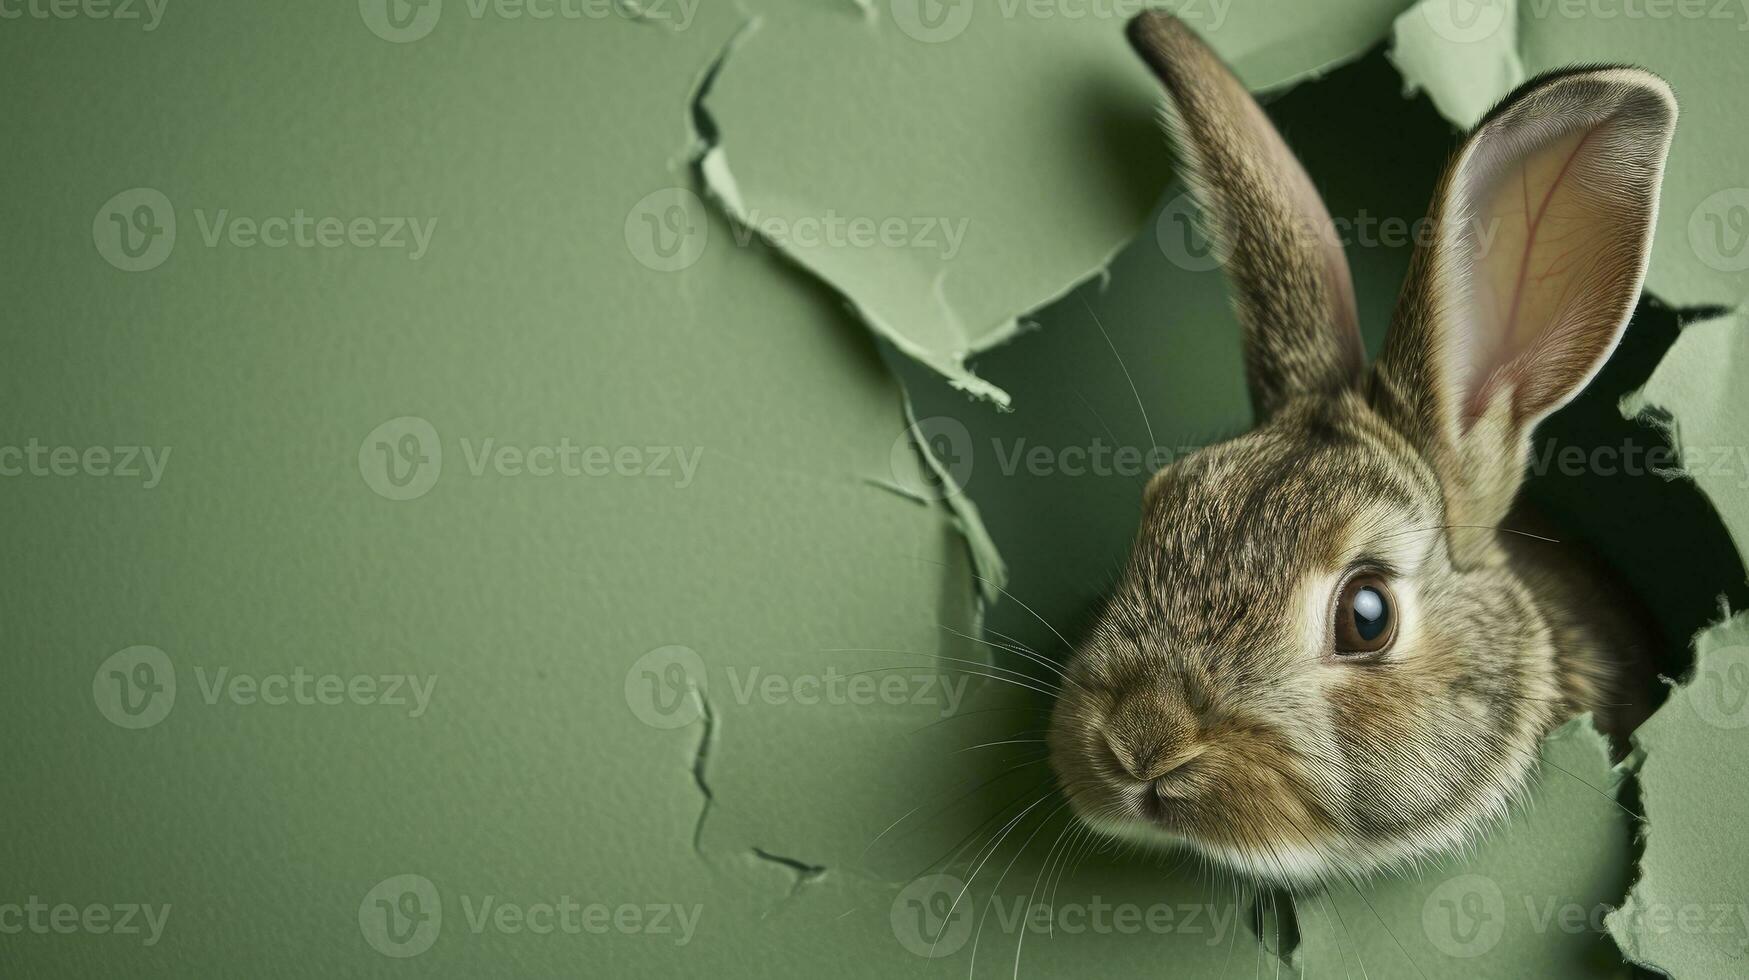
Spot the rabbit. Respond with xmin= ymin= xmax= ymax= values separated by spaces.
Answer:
xmin=1046 ymin=11 xmax=1676 ymax=888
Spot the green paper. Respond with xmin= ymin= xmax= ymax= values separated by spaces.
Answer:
xmin=4 ymin=1 xmax=1741 ymax=976
xmin=0 ymin=5 xmax=989 ymax=976
xmin=703 ymin=0 xmax=1414 ymax=403
xmin=1389 ymin=0 xmax=1525 ymax=127
xmin=1605 ymin=613 xmax=1749 ymax=976
xmin=1609 ymin=311 xmax=1749 ymax=976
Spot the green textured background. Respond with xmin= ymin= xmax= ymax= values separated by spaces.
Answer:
xmin=4 ymin=1 xmax=1746 ymax=976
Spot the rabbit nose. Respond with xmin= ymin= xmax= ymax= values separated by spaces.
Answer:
xmin=1103 ymin=689 xmax=1200 ymax=782
xmin=1103 ymin=729 xmax=1201 ymax=782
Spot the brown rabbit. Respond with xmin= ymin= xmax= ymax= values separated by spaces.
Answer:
xmin=1046 ymin=12 xmax=1676 ymax=886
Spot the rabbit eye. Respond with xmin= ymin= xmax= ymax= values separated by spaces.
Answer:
xmin=1333 ymin=574 xmax=1396 ymax=654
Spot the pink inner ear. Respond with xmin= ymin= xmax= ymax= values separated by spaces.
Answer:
xmin=1446 ymin=84 xmax=1669 ymax=430
xmin=1495 ymin=134 xmax=1594 ymax=370
xmin=1464 ymin=128 xmax=1597 ymax=421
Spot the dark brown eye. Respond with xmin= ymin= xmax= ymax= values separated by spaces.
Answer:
xmin=1333 ymin=574 xmax=1396 ymax=654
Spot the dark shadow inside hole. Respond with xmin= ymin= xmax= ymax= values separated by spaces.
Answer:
xmin=1518 ymin=295 xmax=1749 ymax=713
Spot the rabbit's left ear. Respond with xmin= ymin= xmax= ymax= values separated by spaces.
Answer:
xmin=1372 ymin=67 xmax=1677 ymax=539
xmin=1129 ymin=13 xmax=1362 ymax=421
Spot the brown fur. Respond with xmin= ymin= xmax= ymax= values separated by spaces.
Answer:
xmin=1047 ymin=13 xmax=1675 ymax=886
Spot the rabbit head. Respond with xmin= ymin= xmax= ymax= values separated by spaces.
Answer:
xmin=1046 ymin=12 xmax=1677 ymax=886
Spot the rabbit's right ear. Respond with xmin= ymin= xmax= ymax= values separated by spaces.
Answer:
xmin=1371 ymin=67 xmax=1676 ymax=560
xmin=1128 ymin=13 xmax=1362 ymax=421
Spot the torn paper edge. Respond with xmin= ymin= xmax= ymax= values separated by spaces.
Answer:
xmin=682 ymin=15 xmax=1010 ymax=602
xmin=687 ymin=17 xmax=1015 ymax=408
xmin=1607 ymin=310 xmax=1748 ymax=973
xmin=1387 ymin=0 xmax=1526 ymax=131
